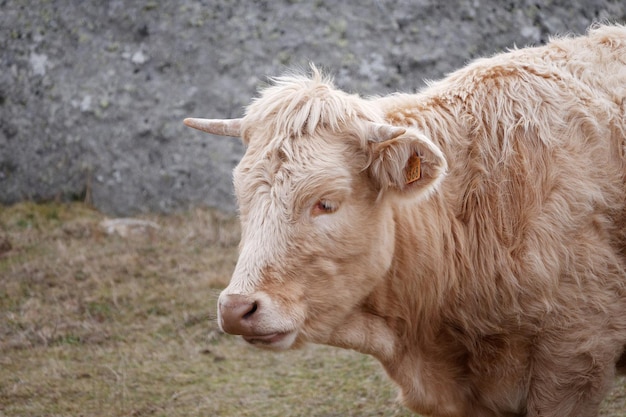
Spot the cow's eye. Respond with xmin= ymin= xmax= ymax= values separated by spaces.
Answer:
xmin=312 ymin=199 xmax=337 ymax=215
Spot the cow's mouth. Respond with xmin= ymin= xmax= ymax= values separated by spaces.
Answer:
xmin=242 ymin=330 xmax=297 ymax=349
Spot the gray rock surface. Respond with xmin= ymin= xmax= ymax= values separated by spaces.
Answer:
xmin=1 ymin=0 xmax=625 ymax=215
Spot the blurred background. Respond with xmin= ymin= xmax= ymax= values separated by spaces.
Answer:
xmin=2 ymin=0 xmax=625 ymax=216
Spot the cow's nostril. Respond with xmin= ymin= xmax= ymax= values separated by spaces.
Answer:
xmin=219 ymin=294 xmax=261 ymax=335
xmin=243 ymin=301 xmax=258 ymax=320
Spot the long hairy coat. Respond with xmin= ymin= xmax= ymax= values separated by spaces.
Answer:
xmin=188 ymin=25 xmax=626 ymax=417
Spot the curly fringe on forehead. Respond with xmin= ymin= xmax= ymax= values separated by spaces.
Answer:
xmin=242 ymin=65 xmax=382 ymax=146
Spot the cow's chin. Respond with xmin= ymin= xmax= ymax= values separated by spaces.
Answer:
xmin=242 ymin=330 xmax=299 ymax=350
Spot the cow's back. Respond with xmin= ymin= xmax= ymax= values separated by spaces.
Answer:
xmin=380 ymin=20 xmax=626 ymax=359
xmin=373 ymin=25 xmax=626 ymax=416
xmin=382 ymin=25 xmax=626 ymax=281
xmin=456 ymin=24 xmax=626 ymax=314
xmin=550 ymin=24 xmax=626 ymax=110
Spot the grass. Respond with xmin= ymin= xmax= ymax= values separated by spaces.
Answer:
xmin=0 ymin=202 xmax=411 ymax=417
xmin=0 ymin=202 xmax=624 ymax=417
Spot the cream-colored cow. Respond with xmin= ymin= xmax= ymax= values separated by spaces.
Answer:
xmin=186 ymin=25 xmax=626 ymax=417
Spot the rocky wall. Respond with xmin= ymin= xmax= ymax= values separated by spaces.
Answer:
xmin=1 ymin=0 xmax=624 ymax=214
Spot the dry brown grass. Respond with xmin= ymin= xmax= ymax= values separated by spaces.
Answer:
xmin=0 ymin=202 xmax=410 ymax=417
xmin=0 ymin=202 xmax=624 ymax=416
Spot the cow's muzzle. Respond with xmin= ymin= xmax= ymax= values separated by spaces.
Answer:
xmin=218 ymin=293 xmax=258 ymax=336
xmin=218 ymin=293 xmax=298 ymax=349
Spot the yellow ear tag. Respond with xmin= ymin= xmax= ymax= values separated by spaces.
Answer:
xmin=405 ymin=153 xmax=421 ymax=185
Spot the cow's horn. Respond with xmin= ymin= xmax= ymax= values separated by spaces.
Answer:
xmin=368 ymin=123 xmax=407 ymax=143
xmin=183 ymin=118 xmax=242 ymax=137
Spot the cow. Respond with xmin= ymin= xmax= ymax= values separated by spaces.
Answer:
xmin=184 ymin=24 xmax=626 ymax=417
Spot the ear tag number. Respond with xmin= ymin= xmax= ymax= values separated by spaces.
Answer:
xmin=405 ymin=153 xmax=421 ymax=184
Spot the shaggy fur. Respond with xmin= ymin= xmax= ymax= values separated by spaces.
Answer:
xmin=212 ymin=25 xmax=626 ymax=416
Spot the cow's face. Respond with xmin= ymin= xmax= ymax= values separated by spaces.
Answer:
xmin=184 ymin=73 xmax=446 ymax=350
xmin=222 ymin=129 xmax=389 ymax=349
xmin=216 ymin=124 xmax=445 ymax=350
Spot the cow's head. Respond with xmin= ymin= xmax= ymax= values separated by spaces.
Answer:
xmin=185 ymin=68 xmax=446 ymax=351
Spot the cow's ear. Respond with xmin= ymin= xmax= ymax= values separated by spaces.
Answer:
xmin=368 ymin=124 xmax=447 ymax=198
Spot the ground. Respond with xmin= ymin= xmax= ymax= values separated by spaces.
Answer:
xmin=0 ymin=202 xmax=624 ymax=416
xmin=0 ymin=203 xmax=411 ymax=416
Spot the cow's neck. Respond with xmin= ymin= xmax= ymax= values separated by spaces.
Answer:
xmin=381 ymin=195 xmax=461 ymax=335
xmin=327 ymin=195 xmax=471 ymax=413
xmin=328 ymin=195 xmax=463 ymax=362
